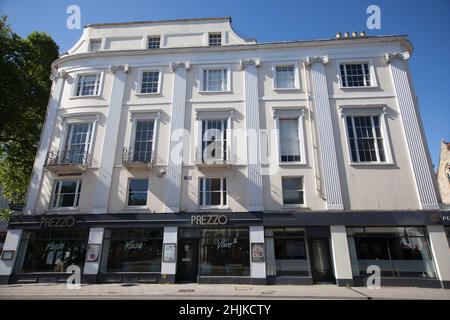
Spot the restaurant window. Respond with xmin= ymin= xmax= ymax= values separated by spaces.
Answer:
xmin=265 ymin=228 xmax=310 ymax=277
xmin=199 ymin=228 xmax=250 ymax=277
xmin=347 ymin=227 xmax=437 ymax=278
xmin=101 ymin=228 xmax=163 ymax=273
xmin=15 ymin=230 xmax=88 ymax=273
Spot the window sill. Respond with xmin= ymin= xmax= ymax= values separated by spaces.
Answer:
xmin=278 ymin=162 xmax=307 ymax=167
xmin=273 ymin=87 xmax=301 ymax=92
xmin=69 ymin=95 xmax=102 ymax=100
xmin=45 ymin=208 xmax=80 ymax=213
xmin=282 ymin=204 xmax=308 ymax=209
xmin=198 ymin=90 xmax=232 ymax=94
xmin=197 ymin=206 xmax=230 ymax=210
xmin=339 ymin=85 xmax=379 ymax=90
xmin=123 ymin=206 xmax=149 ymax=211
xmin=349 ymin=162 xmax=394 ymax=167
xmin=135 ymin=92 xmax=161 ymax=96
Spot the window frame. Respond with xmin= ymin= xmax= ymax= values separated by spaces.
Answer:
xmin=273 ymin=108 xmax=306 ymax=165
xmin=208 ymin=32 xmax=222 ymax=46
xmin=147 ymin=35 xmax=161 ymax=49
xmin=281 ymin=176 xmax=306 ymax=208
xmin=136 ymin=68 xmax=162 ymax=95
xmin=71 ymin=72 xmax=103 ymax=98
xmin=198 ymin=177 xmax=228 ymax=209
xmin=337 ymin=60 xmax=378 ymax=89
xmin=340 ymin=106 xmax=393 ymax=165
xmin=128 ymin=112 xmax=160 ymax=164
xmin=49 ymin=179 xmax=82 ymax=210
xmin=199 ymin=65 xmax=231 ymax=93
xmin=272 ymin=62 xmax=300 ymax=91
xmin=88 ymin=39 xmax=103 ymax=52
xmin=58 ymin=115 xmax=99 ymax=166
xmin=126 ymin=178 xmax=150 ymax=209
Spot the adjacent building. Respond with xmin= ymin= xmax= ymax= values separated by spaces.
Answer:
xmin=1 ymin=17 xmax=449 ymax=288
xmin=437 ymin=140 xmax=450 ymax=205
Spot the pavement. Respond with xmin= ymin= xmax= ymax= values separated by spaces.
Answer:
xmin=0 ymin=283 xmax=449 ymax=300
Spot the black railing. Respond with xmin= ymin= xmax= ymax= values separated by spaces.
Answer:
xmin=45 ymin=150 xmax=90 ymax=167
xmin=122 ymin=148 xmax=153 ymax=165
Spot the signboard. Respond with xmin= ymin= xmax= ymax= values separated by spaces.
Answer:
xmin=190 ymin=215 xmax=228 ymax=226
xmin=86 ymin=244 xmax=101 ymax=262
xmin=40 ymin=215 xmax=76 ymax=229
xmin=163 ymin=243 xmax=176 ymax=263
xmin=251 ymin=243 xmax=265 ymax=262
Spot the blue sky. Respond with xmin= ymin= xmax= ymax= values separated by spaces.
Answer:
xmin=1 ymin=0 xmax=449 ymax=167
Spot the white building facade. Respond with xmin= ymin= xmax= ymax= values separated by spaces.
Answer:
xmin=1 ymin=17 xmax=449 ymax=287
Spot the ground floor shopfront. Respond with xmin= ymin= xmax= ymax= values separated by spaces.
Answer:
xmin=1 ymin=211 xmax=450 ymax=288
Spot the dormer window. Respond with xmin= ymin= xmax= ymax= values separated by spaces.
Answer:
xmin=148 ymin=36 xmax=161 ymax=49
xmin=89 ymin=39 xmax=102 ymax=52
xmin=208 ymin=33 xmax=222 ymax=46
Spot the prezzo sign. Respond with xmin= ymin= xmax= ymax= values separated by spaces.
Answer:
xmin=190 ymin=215 xmax=228 ymax=226
xmin=40 ymin=216 xmax=76 ymax=228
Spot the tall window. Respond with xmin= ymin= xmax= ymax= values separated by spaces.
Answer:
xmin=75 ymin=74 xmax=101 ymax=96
xmin=208 ymin=33 xmax=222 ymax=46
xmin=102 ymin=228 xmax=163 ymax=273
xmin=147 ymin=36 xmax=161 ymax=49
xmin=51 ymin=179 xmax=82 ymax=208
xmin=127 ymin=179 xmax=149 ymax=207
xmin=64 ymin=123 xmax=93 ymax=164
xmin=346 ymin=115 xmax=386 ymax=163
xmin=133 ymin=119 xmax=155 ymax=162
xmin=201 ymin=119 xmax=227 ymax=162
xmin=275 ymin=65 xmax=296 ymax=89
xmin=89 ymin=39 xmax=102 ymax=52
xmin=281 ymin=177 xmax=304 ymax=205
xmin=199 ymin=177 xmax=227 ymax=207
xmin=140 ymin=71 xmax=160 ymax=94
xmin=202 ymin=68 xmax=228 ymax=91
xmin=340 ymin=63 xmax=371 ymax=87
xmin=347 ymin=227 xmax=437 ymax=278
xmin=279 ymin=118 xmax=301 ymax=162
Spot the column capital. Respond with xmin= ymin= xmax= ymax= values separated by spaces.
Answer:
xmin=305 ymin=55 xmax=329 ymax=66
xmin=169 ymin=61 xmax=191 ymax=72
xmin=49 ymin=70 xmax=67 ymax=81
xmin=239 ymin=58 xmax=260 ymax=70
xmin=385 ymin=51 xmax=410 ymax=64
xmin=110 ymin=64 xmax=130 ymax=73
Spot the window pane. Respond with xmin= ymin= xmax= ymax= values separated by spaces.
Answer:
xmin=128 ymin=179 xmax=148 ymax=206
xmin=340 ymin=63 xmax=370 ymax=87
xmin=148 ymin=36 xmax=160 ymax=49
xmin=199 ymin=178 xmax=226 ymax=206
xmin=279 ymin=118 xmax=300 ymax=162
xmin=275 ymin=65 xmax=295 ymax=89
xmin=281 ymin=177 xmax=303 ymax=205
xmin=133 ymin=119 xmax=154 ymax=162
xmin=141 ymin=71 xmax=159 ymax=93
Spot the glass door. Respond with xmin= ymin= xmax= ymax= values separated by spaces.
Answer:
xmin=309 ymin=238 xmax=334 ymax=283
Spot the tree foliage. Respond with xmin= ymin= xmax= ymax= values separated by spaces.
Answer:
xmin=0 ymin=15 xmax=59 ymax=206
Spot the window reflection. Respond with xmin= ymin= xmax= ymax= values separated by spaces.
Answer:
xmin=347 ymin=227 xmax=437 ymax=278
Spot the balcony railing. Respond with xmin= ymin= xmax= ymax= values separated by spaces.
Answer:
xmin=195 ymin=146 xmax=236 ymax=167
xmin=122 ymin=148 xmax=154 ymax=168
xmin=45 ymin=150 xmax=90 ymax=172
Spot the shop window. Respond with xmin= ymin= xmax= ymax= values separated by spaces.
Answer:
xmin=347 ymin=227 xmax=437 ymax=278
xmin=265 ymin=228 xmax=310 ymax=277
xmin=15 ymin=230 xmax=88 ymax=273
xmin=101 ymin=228 xmax=163 ymax=273
xmin=199 ymin=228 xmax=250 ymax=277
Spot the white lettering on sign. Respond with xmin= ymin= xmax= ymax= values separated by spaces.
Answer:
xmin=442 ymin=215 xmax=450 ymax=222
xmin=190 ymin=215 xmax=228 ymax=226
xmin=216 ymin=238 xmax=237 ymax=249
xmin=46 ymin=242 xmax=65 ymax=251
xmin=125 ymin=240 xmax=144 ymax=251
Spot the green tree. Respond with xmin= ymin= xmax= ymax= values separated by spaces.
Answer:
xmin=0 ymin=15 xmax=59 ymax=217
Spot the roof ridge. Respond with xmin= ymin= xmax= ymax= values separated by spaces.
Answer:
xmin=85 ymin=16 xmax=231 ymax=28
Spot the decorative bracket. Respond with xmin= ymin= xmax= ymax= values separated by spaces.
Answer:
xmin=169 ymin=61 xmax=191 ymax=72
xmin=110 ymin=64 xmax=130 ymax=73
xmin=305 ymin=55 xmax=329 ymax=67
xmin=385 ymin=52 xmax=410 ymax=64
xmin=50 ymin=70 xmax=68 ymax=81
xmin=239 ymin=58 xmax=260 ymax=70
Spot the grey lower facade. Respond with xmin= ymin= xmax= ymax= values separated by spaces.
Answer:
xmin=1 ymin=211 xmax=450 ymax=288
